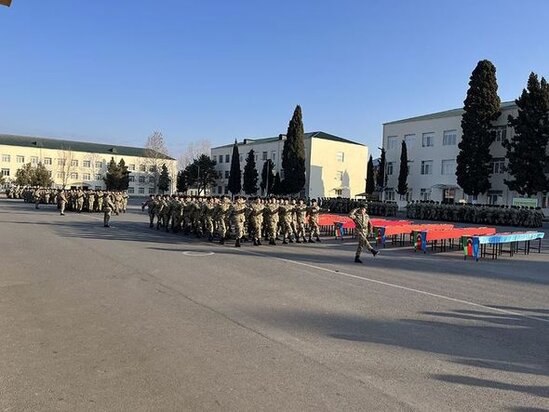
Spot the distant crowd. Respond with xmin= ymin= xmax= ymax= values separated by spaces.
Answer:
xmin=406 ymin=200 xmax=544 ymax=228
xmin=318 ymin=197 xmax=398 ymax=216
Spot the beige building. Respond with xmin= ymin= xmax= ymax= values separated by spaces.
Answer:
xmin=211 ymin=131 xmax=368 ymax=199
xmin=0 ymin=134 xmax=177 ymax=195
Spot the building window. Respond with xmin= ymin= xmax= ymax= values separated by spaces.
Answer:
xmin=407 ymin=160 xmax=413 ymax=174
xmin=488 ymin=190 xmax=503 ymax=205
xmin=217 ymin=186 xmax=222 ymax=194
xmin=225 ymin=170 xmax=230 ymax=179
xmin=83 ymin=160 xmax=91 ymax=168
xmin=272 ymin=151 xmax=276 ymax=161
xmin=336 ymin=152 xmax=345 ymax=162
xmin=139 ymin=164 xmax=146 ymax=171
xmin=441 ymin=159 xmax=456 ymax=175
xmin=218 ymin=155 xmax=222 ymax=164
xmin=127 ymin=187 xmax=135 ymax=194
xmin=30 ymin=156 xmax=39 ymax=164
xmin=387 ymin=162 xmax=394 ymax=175
xmin=387 ymin=136 xmax=398 ymax=150
xmin=95 ymin=174 xmax=102 ymax=180
xmin=16 ymin=155 xmax=24 ymax=163
xmin=71 ymin=159 xmax=78 ymax=167
xmin=491 ymin=158 xmax=505 ymax=174
xmin=224 ymin=186 xmax=229 ymax=194
xmin=494 ymin=126 xmax=507 ymax=142
xmin=335 ymin=189 xmax=343 ymax=196
xmin=443 ymin=130 xmax=457 ymax=146
xmin=421 ymin=160 xmax=433 ymax=175
xmin=336 ymin=171 xmax=344 ymax=181
xmin=262 ymin=151 xmax=268 ymax=161
xmin=95 ymin=161 xmax=102 ymax=168
xmin=129 ymin=176 xmax=135 ymax=182
xmin=149 ymin=187 xmax=155 ymax=194
xmin=1 ymin=168 xmax=9 ymax=177
xmin=148 ymin=176 xmax=155 ymax=183
xmin=420 ymin=188 xmax=431 ymax=201
xmin=44 ymin=157 xmax=52 ymax=165
xmin=139 ymin=176 xmax=146 ymax=183
xmin=82 ymin=173 xmax=91 ymax=180
xmin=56 ymin=172 xmax=65 ymax=179
xmin=70 ymin=172 xmax=78 ymax=180
xmin=129 ymin=164 xmax=135 ymax=171
xmin=138 ymin=187 xmax=145 ymax=194
xmin=57 ymin=159 xmax=66 ymax=166
xmin=404 ymin=134 xmax=416 ymax=149
xmin=385 ymin=189 xmax=395 ymax=201
xmin=422 ymin=132 xmax=434 ymax=147
xmin=225 ymin=154 xmax=230 ymax=163
xmin=95 ymin=186 xmax=102 ymax=190
xmin=1 ymin=154 xmax=10 ymax=162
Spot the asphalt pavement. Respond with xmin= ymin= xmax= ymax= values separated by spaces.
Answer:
xmin=0 ymin=198 xmax=548 ymax=411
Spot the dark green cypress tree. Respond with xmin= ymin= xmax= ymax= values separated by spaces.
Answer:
xmin=227 ymin=140 xmax=241 ymax=195
xmin=366 ymin=155 xmax=375 ymax=195
xmin=377 ymin=148 xmax=386 ymax=190
xmin=243 ymin=149 xmax=259 ymax=195
xmin=158 ymin=163 xmax=170 ymax=193
xmin=176 ymin=170 xmax=188 ymax=193
xmin=118 ymin=158 xmax=130 ymax=191
xmin=504 ymin=73 xmax=549 ymax=196
xmin=103 ymin=157 xmax=120 ymax=191
xmin=271 ymin=172 xmax=282 ymax=195
xmin=456 ymin=60 xmax=501 ymax=197
xmin=397 ymin=140 xmax=408 ymax=196
xmin=260 ymin=159 xmax=275 ymax=195
xmin=281 ymin=105 xmax=306 ymax=194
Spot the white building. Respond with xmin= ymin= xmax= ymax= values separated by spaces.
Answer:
xmin=382 ymin=101 xmax=549 ymax=210
xmin=211 ymin=131 xmax=368 ymax=199
xmin=0 ymin=134 xmax=177 ymax=195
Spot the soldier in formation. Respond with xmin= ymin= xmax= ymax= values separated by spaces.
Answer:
xmin=406 ymin=200 xmax=544 ymax=228
xmin=319 ymin=197 xmax=398 ymax=217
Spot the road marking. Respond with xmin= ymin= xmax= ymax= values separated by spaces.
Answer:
xmin=239 ymin=249 xmax=549 ymax=325
xmin=182 ymin=251 xmax=215 ymax=257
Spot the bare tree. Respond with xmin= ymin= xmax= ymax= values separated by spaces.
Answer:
xmin=178 ymin=139 xmax=211 ymax=170
xmin=57 ymin=146 xmax=76 ymax=188
xmin=144 ymin=131 xmax=170 ymax=194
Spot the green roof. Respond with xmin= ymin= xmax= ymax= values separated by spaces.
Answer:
xmin=213 ymin=131 xmax=365 ymax=149
xmin=0 ymin=134 xmax=174 ymax=160
xmin=383 ymin=101 xmax=517 ymax=125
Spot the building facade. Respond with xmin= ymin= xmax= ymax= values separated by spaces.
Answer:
xmin=382 ymin=102 xmax=549 ymax=209
xmin=0 ymin=134 xmax=177 ymax=195
xmin=211 ymin=131 xmax=368 ymax=199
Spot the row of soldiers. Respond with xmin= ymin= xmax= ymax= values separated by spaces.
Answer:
xmin=143 ymin=195 xmax=327 ymax=247
xmin=319 ymin=197 xmax=398 ymax=216
xmin=16 ymin=187 xmax=129 ymax=215
xmin=406 ymin=201 xmax=544 ymax=228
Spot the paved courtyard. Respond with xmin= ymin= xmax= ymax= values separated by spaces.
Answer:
xmin=0 ymin=197 xmax=548 ymax=411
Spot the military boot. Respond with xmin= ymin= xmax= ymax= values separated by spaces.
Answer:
xmin=354 ymin=255 xmax=362 ymax=264
xmin=235 ymin=238 xmax=241 ymax=248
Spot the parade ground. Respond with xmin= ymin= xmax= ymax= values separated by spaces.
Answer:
xmin=1 ymin=197 xmax=548 ymax=411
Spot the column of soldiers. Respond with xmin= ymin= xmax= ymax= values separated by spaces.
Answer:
xmin=406 ymin=201 xmax=544 ymax=228
xmin=319 ymin=197 xmax=398 ymax=217
xmin=11 ymin=187 xmax=129 ymax=227
xmin=142 ymin=195 xmax=326 ymax=247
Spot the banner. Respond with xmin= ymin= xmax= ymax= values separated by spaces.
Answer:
xmin=512 ymin=198 xmax=538 ymax=208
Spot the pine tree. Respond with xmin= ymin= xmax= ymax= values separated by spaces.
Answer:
xmin=118 ymin=158 xmax=130 ymax=190
xmin=281 ymin=105 xmax=306 ymax=194
xmin=33 ymin=162 xmax=53 ymax=187
xmin=103 ymin=157 xmax=120 ymax=191
xmin=184 ymin=154 xmax=217 ymax=195
xmin=456 ymin=59 xmax=501 ymax=197
xmin=366 ymin=155 xmax=375 ymax=195
xmin=397 ymin=140 xmax=408 ymax=196
xmin=243 ymin=149 xmax=259 ymax=195
xmin=377 ymin=148 xmax=386 ymax=190
xmin=158 ymin=163 xmax=171 ymax=193
xmin=227 ymin=140 xmax=241 ymax=195
xmin=176 ymin=170 xmax=188 ymax=193
xmin=260 ymin=159 xmax=275 ymax=195
xmin=504 ymin=72 xmax=549 ymax=196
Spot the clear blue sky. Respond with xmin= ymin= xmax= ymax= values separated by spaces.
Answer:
xmin=1 ymin=0 xmax=548 ymax=158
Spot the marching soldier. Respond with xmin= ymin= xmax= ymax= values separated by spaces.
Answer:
xmin=349 ymin=205 xmax=379 ymax=263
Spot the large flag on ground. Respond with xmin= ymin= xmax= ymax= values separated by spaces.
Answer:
xmin=0 ymin=0 xmax=12 ymax=6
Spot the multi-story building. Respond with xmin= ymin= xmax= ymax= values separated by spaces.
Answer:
xmin=0 ymin=134 xmax=177 ymax=195
xmin=211 ymin=131 xmax=368 ymax=199
xmin=382 ymin=101 xmax=549 ymax=210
